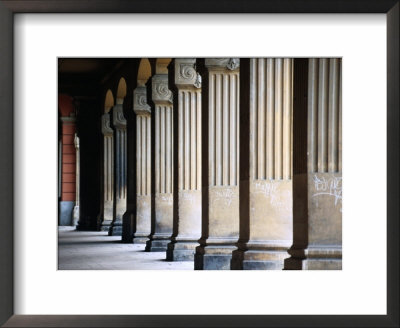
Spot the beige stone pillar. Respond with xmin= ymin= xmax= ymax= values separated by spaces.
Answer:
xmin=100 ymin=112 xmax=114 ymax=231
xmin=285 ymin=58 xmax=342 ymax=270
xmin=167 ymin=59 xmax=202 ymax=261
xmin=132 ymin=86 xmax=152 ymax=243
xmin=146 ymin=74 xmax=174 ymax=251
xmin=109 ymin=103 xmax=127 ymax=236
xmin=72 ymin=133 xmax=80 ymax=227
xmin=195 ymin=58 xmax=240 ymax=270
xmin=232 ymin=58 xmax=294 ymax=269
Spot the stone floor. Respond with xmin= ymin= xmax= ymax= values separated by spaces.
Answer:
xmin=58 ymin=227 xmax=193 ymax=270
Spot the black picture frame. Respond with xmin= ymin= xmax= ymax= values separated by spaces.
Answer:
xmin=0 ymin=1 xmax=398 ymax=327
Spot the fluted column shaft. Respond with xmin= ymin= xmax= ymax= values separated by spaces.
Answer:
xmin=109 ymin=104 xmax=127 ymax=236
xmin=146 ymin=74 xmax=174 ymax=252
xmin=195 ymin=58 xmax=240 ymax=270
xmin=167 ymin=59 xmax=202 ymax=261
xmin=100 ymin=112 xmax=114 ymax=231
xmin=132 ymin=86 xmax=152 ymax=243
xmin=232 ymin=58 xmax=294 ymax=270
xmin=285 ymin=58 xmax=342 ymax=270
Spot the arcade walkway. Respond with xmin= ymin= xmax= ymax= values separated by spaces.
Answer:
xmin=58 ymin=227 xmax=193 ymax=270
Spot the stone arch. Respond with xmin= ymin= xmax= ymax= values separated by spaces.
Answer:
xmin=116 ymin=77 xmax=127 ymax=104
xmin=137 ymin=59 xmax=152 ymax=86
xmin=104 ymin=89 xmax=114 ymax=113
xmin=155 ymin=58 xmax=172 ymax=74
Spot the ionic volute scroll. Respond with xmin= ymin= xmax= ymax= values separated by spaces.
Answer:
xmin=101 ymin=113 xmax=113 ymax=136
xmin=194 ymin=73 xmax=202 ymax=89
xmin=152 ymin=74 xmax=173 ymax=105
xmin=133 ymin=86 xmax=151 ymax=116
xmin=227 ymin=58 xmax=240 ymax=70
xmin=174 ymin=58 xmax=201 ymax=89
xmin=112 ymin=104 xmax=127 ymax=129
xmin=205 ymin=58 xmax=240 ymax=71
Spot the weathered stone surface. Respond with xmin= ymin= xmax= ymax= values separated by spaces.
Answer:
xmin=146 ymin=193 xmax=173 ymax=251
xmin=208 ymin=186 xmax=239 ymax=239
xmin=195 ymin=59 xmax=240 ymax=269
xmin=308 ymin=172 xmax=342 ymax=245
xmin=133 ymin=195 xmax=151 ymax=244
xmin=285 ymin=172 xmax=342 ymax=270
xmin=195 ymin=245 xmax=236 ymax=270
xmin=133 ymin=87 xmax=152 ymax=244
xmin=232 ymin=58 xmax=294 ymax=270
xmin=177 ymin=190 xmax=201 ymax=236
xmin=167 ymin=59 xmax=202 ymax=261
xmin=146 ymin=73 xmax=174 ymax=251
xmin=167 ymin=240 xmax=199 ymax=261
xmin=285 ymin=58 xmax=342 ymax=270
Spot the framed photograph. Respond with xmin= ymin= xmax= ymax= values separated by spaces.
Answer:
xmin=1 ymin=1 xmax=398 ymax=327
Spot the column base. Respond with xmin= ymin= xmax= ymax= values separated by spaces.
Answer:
xmin=195 ymin=244 xmax=236 ymax=270
xmin=284 ymin=246 xmax=342 ymax=270
xmin=108 ymin=220 xmax=122 ymax=236
xmin=166 ymin=240 xmax=198 ymax=261
xmin=145 ymin=234 xmax=171 ymax=252
xmin=231 ymin=249 xmax=289 ymax=270
xmin=100 ymin=219 xmax=112 ymax=232
xmin=132 ymin=232 xmax=149 ymax=244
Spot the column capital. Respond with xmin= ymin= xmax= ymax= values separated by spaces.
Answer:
xmin=174 ymin=58 xmax=201 ymax=89
xmin=152 ymin=74 xmax=173 ymax=105
xmin=101 ymin=113 xmax=113 ymax=136
xmin=205 ymin=58 xmax=240 ymax=71
xmin=112 ymin=104 xmax=127 ymax=129
xmin=133 ymin=86 xmax=151 ymax=115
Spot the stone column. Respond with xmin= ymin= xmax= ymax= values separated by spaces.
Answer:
xmin=132 ymin=86 xmax=152 ymax=243
xmin=195 ymin=58 xmax=240 ymax=270
xmin=167 ymin=59 xmax=202 ymax=261
xmin=285 ymin=58 xmax=342 ymax=270
xmin=146 ymin=74 xmax=174 ymax=251
xmin=100 ymin=112 xmax=114 ymax=231
xmin=109 ymin=103 xmax=127 ymax=236
xmin=232 ymin=58 xmax=294 ymax=270
xmin=72 ymin=133 xmax=80 ymax=227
